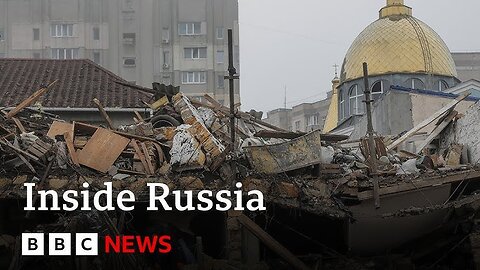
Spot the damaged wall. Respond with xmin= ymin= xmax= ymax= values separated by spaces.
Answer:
xmin=441 ymin=101 xmax=480 ymax=163
xmin=350 ymin=91 xmax=414 ymax=140
xmin=349 ymin=91 xmax=476 ymax=151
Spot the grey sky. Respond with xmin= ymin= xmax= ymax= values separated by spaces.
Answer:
xmin=238 ymin=0 xmax=480 ymax=113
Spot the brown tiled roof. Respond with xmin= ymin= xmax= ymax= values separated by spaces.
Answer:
xmin=0 ymin=59 xmax=153 ymax=109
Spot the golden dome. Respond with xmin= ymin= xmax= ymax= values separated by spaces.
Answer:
xmin=340 ymin=0 xmax=457 ymax=83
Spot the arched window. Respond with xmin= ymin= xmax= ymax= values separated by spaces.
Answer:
xmin=438 ymin=80 xmax=449 ymax=91
xmin=349 ymin=85 xmax=363 ymax=115
xmin=339 ymin=89 xmax=345 ymax=120
xmin=371 ymin=81 xmax=384 ymax=95
xmin=408 ymin=78 xmax=425 ymax=90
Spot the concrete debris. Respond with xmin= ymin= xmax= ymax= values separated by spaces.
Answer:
xmin=169 ymin=125 xmax=206 ymax=169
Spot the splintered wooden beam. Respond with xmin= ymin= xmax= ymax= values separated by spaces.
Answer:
xmin=237 ymin=214 xmax=310 ymax=270
xmin=140 ymin=142 xmax=155 ymax=174
xmin=130 ymin=139 xmax=151 ymax=175
xmin=6 ymin=80 xmax=58 ymax=119
xmin=11 ymin=118 xmax=26 ymax=133
xmin=93 ymin=98 xmax=115 ymax=129
xmin=63 ymin=131 xmax=79 ymax=166
xmin=416 ymin=110 xmax=458 ymax=154
xmin=134 ymin=111 xmax=145 ymax=123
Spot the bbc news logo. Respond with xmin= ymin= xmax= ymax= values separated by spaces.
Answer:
xmin=22 ymin=233 xmax=172 ymax=255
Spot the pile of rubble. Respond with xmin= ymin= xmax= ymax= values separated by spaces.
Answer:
xmin=0 ymin=85 xmax=349 ymax=217
xmin=0 ymin=85 xmax=478 ymax=218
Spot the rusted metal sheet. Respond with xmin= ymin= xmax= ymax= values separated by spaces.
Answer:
xmin=245 ymin=130 xmax=324 ymax=174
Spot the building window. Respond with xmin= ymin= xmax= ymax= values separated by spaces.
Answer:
xmin=162 ymin=28 xmax=170 ymax=43
xmin=93 ymin=27 xmax=100 ymax=40
xmin=184 ymin=47 xmax=207 ymax=59
xmin=33 ymin=28 xmax=40 ymax=41
xmin=216 ymin=27 xmax=224 ymax=39
xmin=371 ymin=81 xmax=383 ymax=95
xmin=123 ymin=57 xmax=136 ymax=67
xmin=163 ymin=51 xmax=170 ymax=68
xmin=123 ymin=33 xmax=136 ymax=45
xmin=178 ymin=22 xmax=201 ymax=36
xmin=349 ymin=85 xmax=363 ymax=115
xmin=217 ymin=75 xmax=225 ymax=89
xmin=93 ymin=52 xmax=101 ymax=64
xmin=33 ymin=52 xmax=41 ymax=59
xmin=307 ymin=114 xmax=319 ymax=126
xmin=51 ymin=48 xmax=78 ymax=59
xmin=339 ymin=90 xmax=345 ymax=120
xmin=408 ymin=78 xmax=425 ymax=90
xmin=50 ymin=24 xmax=73 ymax=37
xmin=123 ymin=33 xmax=137 ymax=45
xmin=0 ymin=28 xmax=4 ymax=41
xmin=294 ymin=121 xmax=301 ymax=131
xmin=182 ymin=71 xmax=206 ymax=84
xmin=438 ymin=80 xmax=449 ymax=91
xmin=216 ymin=50 xmax=224 ymax=64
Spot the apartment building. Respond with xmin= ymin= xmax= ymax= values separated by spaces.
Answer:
xmin=0 ymin=0 xmax=240 ymax=104
xmin=452 ymin=52 xmax=480 ymax=82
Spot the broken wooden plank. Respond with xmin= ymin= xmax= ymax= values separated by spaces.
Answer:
xmin=6 ymin=80 xmax=58 ymax=119
xmin=445 ymin=144 xmax=464 ymax=166
xmin=237 ymin=214 xmax=310 ymax=270
xmin=150 ymin=96 xmax=169 ymax=110
xmin=0 ymin=140 xmax=40 ymax=162
xmin=93 ymin=98 xmax=115 ymax=129
xmin=134 ymin=111 xmax=145 ymax=123
xmin=387 ymin=93 xmax=470 ymax=151
xmin=140 ymin=142 xmax=155 ymax=174
xmin=357 ymin=170 xmax=480 ymax=200
xmin=47 ymin=121 xmax=74 ymax=139
xmin=77 ymin=128 xmax=131 ymax=173
xmin=16 ymin=153 xmax=37 ymax=175
xmin=130 ymin=140 xmax=151 ymax=174
xmin=11 ymin=118 xmax=26 ymax=133
xmin=416 ymin=110 xmax=458 ymax=154
xmin=63 ymin=131 xmax=79 ymax=166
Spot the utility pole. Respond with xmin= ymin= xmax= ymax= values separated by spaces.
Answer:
xmin=362 ymin=62 xmax=380 ymax=208
xmin=226 ymin=29 xmax=239 ymax=186
xmin=284 ymin=85 xmax=287 ymax=109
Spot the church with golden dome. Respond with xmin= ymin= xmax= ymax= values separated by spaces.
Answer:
xmin=337 ymin=0 xmax=459 ymax=122
xmin=266 ymin=0 xmax=480 ymax=138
